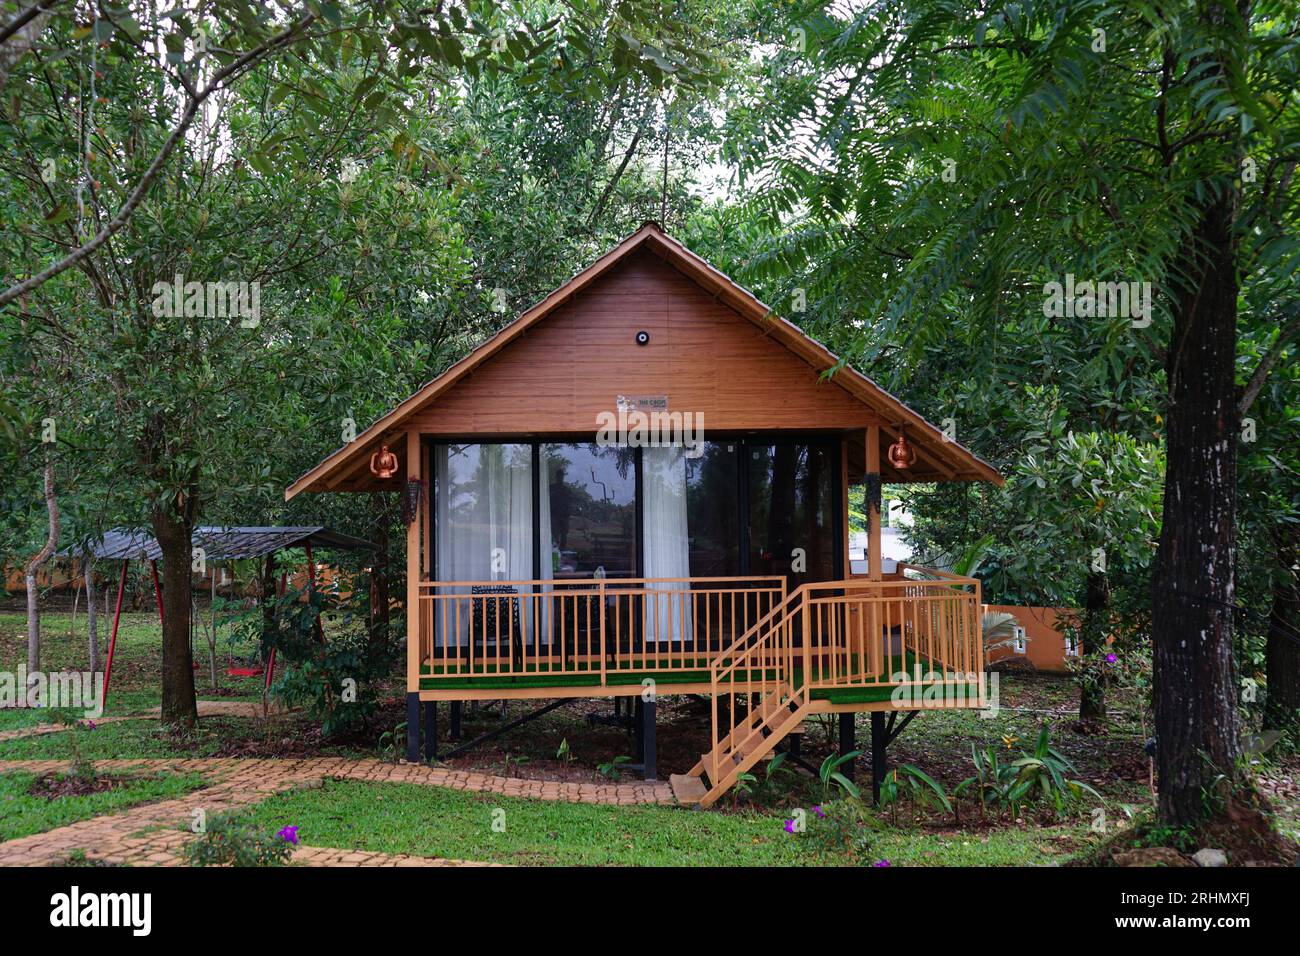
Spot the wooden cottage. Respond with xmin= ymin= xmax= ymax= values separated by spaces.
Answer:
xmin=287 ymin=223 xmax=1003 ymax=807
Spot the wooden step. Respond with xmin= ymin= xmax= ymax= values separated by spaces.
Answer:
xmin=669 ymin=773 xmax=708 ymax=807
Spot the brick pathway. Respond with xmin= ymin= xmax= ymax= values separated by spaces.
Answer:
xmin=0 ymin=756 xmax=675 ymax=867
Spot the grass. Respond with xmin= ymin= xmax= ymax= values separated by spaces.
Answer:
xmin=0 ymin=769 xmax=205 ymax=841
xmin=242 ymin=777 xmax=1084 ymax=866
xmin=0 ymin=609 xmax=271 ymax=722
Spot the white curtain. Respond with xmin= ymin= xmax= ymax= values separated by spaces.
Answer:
xmin=434 ymin=444 xmax=550 ymax=647
xmin=642 ymin=446 xmax=692 ymax=644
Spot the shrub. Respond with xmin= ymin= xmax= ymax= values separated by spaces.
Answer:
xmin=801 ymin=798 xmax=881 ymax=858
xmin=181 ymin=812 xmax=296 ymax=867
xmin=251 ymin=576 xmax=400 ymax=738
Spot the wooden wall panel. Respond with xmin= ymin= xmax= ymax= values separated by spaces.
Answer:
xmin=408 ymin=250 xmax=875 ymax=435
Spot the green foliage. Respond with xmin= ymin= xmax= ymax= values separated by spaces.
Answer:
xmin=181 ymin=811 xmax=295 ymax=868
xmin=956 ymin=723 xmax=1100 ymax=822
xmin=878 ymin=763 xmax=953 ymax=827
xmin=378 ymin=721 xmax=407 ymax=762
xmin=254 ymin=578 xmax=399 ymax=738
xmin=801 ymin=797 xmax=880 ymax=858
xmin=596 ymin=755 xmax=631 ymax=781
xmin=818 ymin=749 xmax=861 ymax=800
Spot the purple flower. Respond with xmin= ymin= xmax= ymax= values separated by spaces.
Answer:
xmin=813 ymin=805 xmax=826 ymax=819
xmin=1105 ymin=653 xmax=1118 ymax=664
xmin=872 ymin=859 xmax=891 ymax=867
xmin=783 ymin=820 xmax=797 ymax=834
xmin=277 ymin=825 xmax=299 ymax=845
xmin=83 ymin=720 xmax=96 ymax=730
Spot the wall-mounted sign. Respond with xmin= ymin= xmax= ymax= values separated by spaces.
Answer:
xmin=616 ymin=395 xmax=668 ymax=412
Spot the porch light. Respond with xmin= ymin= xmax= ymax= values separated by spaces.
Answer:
xmin=370 ymin=444 xmax=398 ymax=479
xmin=887 ymin=427 xmax=916 ymax=470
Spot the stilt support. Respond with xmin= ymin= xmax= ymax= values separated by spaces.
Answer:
xmin=406 ymin=692 xmax=420 ymax=763
xmin=450 ymin=700 xmax=462 ymax=740
xmin=642 ymin=697 xmax=657 ymax=782
xmin=423 ymin=700 xmax=438 ymax=762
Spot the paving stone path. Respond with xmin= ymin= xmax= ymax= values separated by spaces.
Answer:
xmin=0 ymin=757 xmax=674 ymax=867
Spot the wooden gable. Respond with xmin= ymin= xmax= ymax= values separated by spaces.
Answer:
xmin=406 ymin=248 xmax=873 ymax=435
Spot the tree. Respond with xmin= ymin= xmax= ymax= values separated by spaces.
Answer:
xmin=724 ymin=0 xmax=1299 ymax=824
xmin=1 ymin=0 xmax=723 ymax=728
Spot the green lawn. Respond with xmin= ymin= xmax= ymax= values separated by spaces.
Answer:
xmin=0 ymin=610 xmax=269 ymax=723
xmin=0 ymin=769 xmax=205 ymax=841
xmin=242 ymin=777 xmax=1085 ymax=866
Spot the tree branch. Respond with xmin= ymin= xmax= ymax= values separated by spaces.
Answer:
xmin=0 ymin=14 xmax=318 ymax=308
xmin=1239 ymin=311 xmax=1300 ymax=417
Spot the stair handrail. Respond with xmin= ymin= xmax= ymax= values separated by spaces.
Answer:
xmin=711 ymin=583 xmax=806 ymax=670
xmin=708 ymin=586 xmax=808 ymax=786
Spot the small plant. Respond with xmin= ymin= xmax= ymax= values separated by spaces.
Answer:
xmin=597 ymin=755 xmax=632 ymax=781
xmin=181 ymin=812 xmax=296 ymax=867
xmin=818 ymin=750 xmax=862 ymax=800
xmin=801 ymin=797 xmax=880 ymax=858
xmin=59 ymin=849 xmax=122 ymax=867
xmin=732 ymin=771 xmax=757 ymax=808
xmin=879 ymin=764 xmax=953 ymax=827
xmin=51 ymin=708 xmax=97 ymax=784
xmin=956 ymin=723 xmax=1099 ymax=822
xmin=378 ymin=721 xmax=407 ymax=762
xmin=556 ymin=738 xmax=573 ymax=765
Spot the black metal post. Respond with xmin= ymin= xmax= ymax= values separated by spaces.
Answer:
xmin=423 ymin=700 xmax=438 ymax=762
xmin=450 ymin=700 xmax=462 ymax=740
xmin=642 ymin=697 xmax=657 ymax=781
xmin=871 ymin=711 xmax=887 ymax=806
xmin=838 ymin=712 xmax=856 ymax=782
xmin=405 ymin=692 xmax=420 ymax=763
xmin=634 ymin=696 xmax=645 ymax=763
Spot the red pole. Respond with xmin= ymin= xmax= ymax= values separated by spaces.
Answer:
xmin=101 ymin=560 xmax=129 ymax=714
xmin=150 ymin=559 xmax=164 ymax=627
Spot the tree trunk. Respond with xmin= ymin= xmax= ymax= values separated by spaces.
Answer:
xmin=1079 ymin=571 xmax=1111 ymax=727
xmin=1263 ymin=531 xmax=1299 ymax=739
xmin=152 ymin=498 xmax=198 ymax=728
xmin=24 ymin=455 xmax=59 ymax=679
xmin=86 ymin=561 xmax=99 ymax=673
xmin=1150 ymin=187 xmax=1242 ymax=826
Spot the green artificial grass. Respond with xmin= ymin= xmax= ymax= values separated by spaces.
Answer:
xmin=0 ymin=769 xmax=205 ymax=841
xmin=419 ymin=650 xmax=978 ymax=707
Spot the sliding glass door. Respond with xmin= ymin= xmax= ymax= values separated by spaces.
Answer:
xmin=430 ymin=437 xmax=839 ymax=647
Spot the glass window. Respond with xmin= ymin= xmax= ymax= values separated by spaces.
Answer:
xmin=747 ymin=442 xmax=835 ymax=586
xmin=543 ymin=443 xmax=636 ymax=579
xmin=684 ymin=442 xmax=740 ymax=576
xmin=433 ymin=443 xmax=534 ymax=582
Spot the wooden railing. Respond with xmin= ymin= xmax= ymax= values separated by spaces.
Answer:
xmin=702 ymin=568 xmax=985 ymax=788
xmin=416 ymin=576 xmax=786 ymax=685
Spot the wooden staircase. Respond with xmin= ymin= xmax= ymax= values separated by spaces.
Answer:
xmin=678 ymin=586 xmax=814 ymax=808
xmin=672 ymin=572 xmax=985 ymax=809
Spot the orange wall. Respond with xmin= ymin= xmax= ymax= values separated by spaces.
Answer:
xmin=985 ymin=604 xmax=1080 ymax=673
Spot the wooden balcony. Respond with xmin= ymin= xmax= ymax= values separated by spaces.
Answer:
xmin=411 ymin=566 xmax=986 ymax=709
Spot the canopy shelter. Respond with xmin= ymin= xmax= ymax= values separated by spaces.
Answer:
xmin=66 ymin=526 xmax=374 ymax=712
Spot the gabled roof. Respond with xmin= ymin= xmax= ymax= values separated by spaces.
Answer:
xmin=63 ymin=527 xmax=373 ymax=561
xmin=286 ymin=223 xmax=1002 ymax=498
